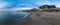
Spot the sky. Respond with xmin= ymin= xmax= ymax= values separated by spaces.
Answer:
xmin=0 ymin=0 xmax=60 ymax=10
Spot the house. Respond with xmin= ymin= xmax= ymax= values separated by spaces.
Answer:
xmin=38 ymin=5 xmax=58 ymax=12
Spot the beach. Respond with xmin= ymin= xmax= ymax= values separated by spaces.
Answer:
xmin=14 ymin=12 xmax=60 ymax=25
xmin=1 ymin=12 xmax=60 ymax=25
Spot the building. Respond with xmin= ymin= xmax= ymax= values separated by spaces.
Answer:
xmin=39 ymin=5 xmax=56 ymax=9
xmin=38 ymin=5 xmax=58 ymax=12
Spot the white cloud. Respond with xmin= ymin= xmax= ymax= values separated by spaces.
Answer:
xmin=34 ymin=0 xmax=60 ymax=7
xmin=34 ymin=0 xmax=48 ymax=6
xmin=9 ymin=7 xmax=32 ymax=12
xmin=53 ymin=2 xmax=60 ymax=7
xmin=0 ymin=2 xmax=8 ymax=8
xmin=17 ymin=3 xmax=33 ymax=8
xmin=20 ymin=8 xmax=32 ymax=10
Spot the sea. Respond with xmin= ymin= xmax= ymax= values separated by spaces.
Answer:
xmin=0 ymin=11 xmax=30 ymax=25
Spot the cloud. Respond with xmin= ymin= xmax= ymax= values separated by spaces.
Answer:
xmin=0 ymin=0 xmax=60 ymax=9
xmin=55 ymin=3 xmax=60 ymax=7
xmin=0 ymin=2 xmax=8 ymax=8
xmin=34 ymin=0 xmax=60 ymax=7
xmin=34 ymin=0 xmax=53 ymax=6
xmin=16 ymin=3 xmax=34 ymax=8
xmin=9 ymin=7 xmax=32 ymax=12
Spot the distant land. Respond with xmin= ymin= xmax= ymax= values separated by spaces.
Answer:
xmin=22 ymin=5 xmax=60 ymax=12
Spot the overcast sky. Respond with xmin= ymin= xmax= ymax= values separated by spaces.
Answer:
xmin=0 ymin=0 xmax=60 ymax=9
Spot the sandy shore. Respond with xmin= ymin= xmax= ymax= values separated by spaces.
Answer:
xmin=27 ymin=12 xmax=60 ymax=25
xmin=5 ymin=12 xmax=60 ymax=25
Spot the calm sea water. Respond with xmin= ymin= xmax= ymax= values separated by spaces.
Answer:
xmin=0 ymin=11 xmax=30 ymax=25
